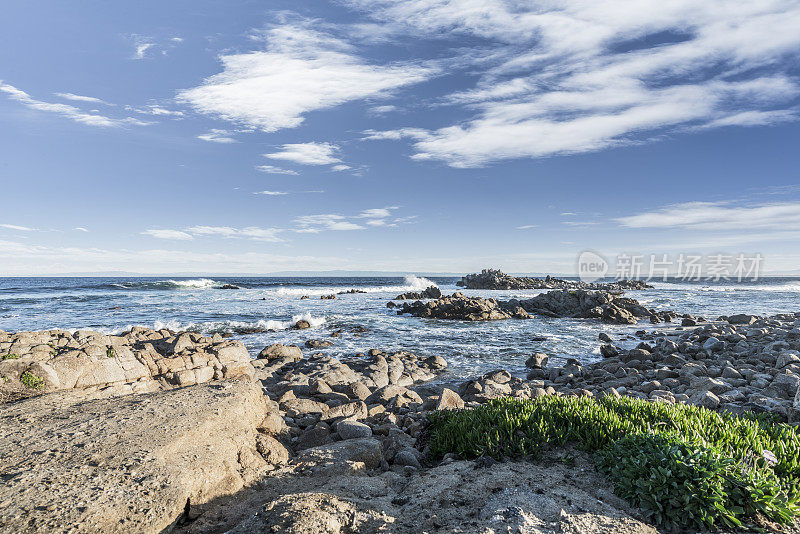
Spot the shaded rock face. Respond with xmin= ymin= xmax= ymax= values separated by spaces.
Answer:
xmin=457 ymin=268 xmax=652 ymax=291
xmin=396 ymin=292 xmax=531 ymax=321
xmin=393 ymin=286 xmax=442 ymax=300
xmin=396 ymin=289 xmax=669 ymax=325
xmin=0 ymin=327 xmax=254 ymax=402
xmin=0 ymin=381 xmax=269 ymax=533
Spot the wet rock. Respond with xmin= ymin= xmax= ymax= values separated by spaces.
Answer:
xmin=394 ymin=286 xmax=442 ymax=300
xmin=305 ymin=339 xmax=334 ymax=349
xmin=457 ymin=268 xmax=652 ymax=291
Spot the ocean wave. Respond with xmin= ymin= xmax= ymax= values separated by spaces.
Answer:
xmin=272 ymin=275 xmax=437 ymax=296
xmin=98 ymin=313 xmax=327 ymax=336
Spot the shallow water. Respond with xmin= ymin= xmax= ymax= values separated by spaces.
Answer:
xmin=1 ymin=275 xmax=798 ymax=380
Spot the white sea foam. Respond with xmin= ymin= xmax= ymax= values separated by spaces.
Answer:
xmin=166 ymin=278 xmax=218 ymax=289
xmin=99 ymin=314 xmax=327 ymax=335
xmin=272 ymin=275 xmax=438 ymax=296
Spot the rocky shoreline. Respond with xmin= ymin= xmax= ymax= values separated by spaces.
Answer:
xmin=457 ymin=268 xmax=653 ymax=291
xmin=2 ymin=304 xmax=800 ymax=531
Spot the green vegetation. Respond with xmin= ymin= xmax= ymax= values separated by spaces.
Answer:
xmin=20 ymin=371 xmax=44 ymax=390
xmin=1 ymin=353 xmax=21 ymax=360
xmin=106 ymin=346 xmax=116 ymax=358
xmin=428 ymin=395 xmax=800 ymax=530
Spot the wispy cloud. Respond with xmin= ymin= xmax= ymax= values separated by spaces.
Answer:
xmin=143 ymin=225 xmax=284 ymax=242
xmin=354 ymin=1 xmax=800 ymax=167
xmin=54 ymin=92 xmax=111 ymax=105
xmin=516 ymin=225 xmax=538 ymax=230
xmin=133 ymin=42 xmax=154 ymax=60
xmin=186 ymin=225 xmax=284 ymax=242
xmin=197 ymin=129 xmax=237 ymax=143
xmin=142 ymin=229 xmax=194 ymax=240
xmin=0 ymin=223 xmax=35 ymax=231
xmin=128 ymin=104 xmax=184 ymax=117
xmin=254 ymin=190 xmax=289 ymax=196
xmin=265 ymin=142 xmax=342 ymax=166
xmin=294 ymin=214 xmax=365 ymax=233
xmin=73 ymin=227 xmax=89 ymax=232
xmin=0 ymin=81 xmax=149 ymax=128
xmin=616 ymin=201 xmax=800 ymax=232
xmin=294 ymin=206 xmax=409 ymax=233
xmin=255 ymin=165 xmax=299 ymax=175
xmin=176 ymin=17 xmax=433 ymax=132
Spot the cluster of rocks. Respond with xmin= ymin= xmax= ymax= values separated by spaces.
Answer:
xmin=337 ymin=289 xmax=367 ymax=295
xmin=457 ymin=268 xmax=652 ymax=291
xmin=393 ymin=289 xmax=677 ymax=325
xmin=390 ymin=292 xmax=531 ymax=321
xmin=0 ymin=327 xmax=254 ymax=402
xmin=511 ymin=313 xmax=800 ymax=420
xmin=393 ymin=285 xmax=442 ymax=300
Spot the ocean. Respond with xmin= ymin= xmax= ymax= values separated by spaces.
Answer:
xmin=2 ymin=275 xmax=799 ymax=381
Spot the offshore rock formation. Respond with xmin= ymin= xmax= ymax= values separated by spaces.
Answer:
xmin=393 ymin=286 xmax=442 ymax=300
xmin=0 ymin=327 xmax=253 ymax=403
xmin=396 ymin=289 xmax=675 ymax=324
xmin=457 ymin=268 xmax=652 ymax=291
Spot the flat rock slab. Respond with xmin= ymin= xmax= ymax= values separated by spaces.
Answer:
xmin=0 ymin=381 xmax=268 ymax=533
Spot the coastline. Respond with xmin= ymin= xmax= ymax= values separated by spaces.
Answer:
xmin=2 ymin=273 xmax=800 ymax=532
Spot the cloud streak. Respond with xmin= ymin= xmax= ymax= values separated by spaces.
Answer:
xmin=1 ymin=81 xmax=149 ymax=128
xmin=616 ymin=201 xmax=800 ymax=232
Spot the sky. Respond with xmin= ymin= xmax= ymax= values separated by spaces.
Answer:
xmin=1 ymin=0 xmax=800 ymax=276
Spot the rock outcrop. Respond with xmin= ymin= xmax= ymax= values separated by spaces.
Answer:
xmin=0 ymin=327 xmax=254 ymax=403
xmin=457 ymin=268 xmax=652 ymax=291
xmin=0 ymin=381 xmax=270 ymax=533
xmin=396 ymin=292 xmax=531 ymax=321
xmin=395 ymin=289 xmax=674 ymax=324
xmin=393 ymin=286 xmax=442 ymax=300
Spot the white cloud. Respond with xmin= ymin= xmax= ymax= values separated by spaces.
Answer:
xmin=176 ymin=19 xmax=433 ymax=132
xmin=254 ymin=190 xmax=289 ymax=196
xmin=73 ymin=227 xmax=89 ymax=232
xmin=353 ymin=1 xmax=800 ymax=167
xmin=171 ymin=37 xmax=184 ymax=43
xmin=255 ymin=165 xmax=299 ymax=175
xmin=198 ymin=129 xmax=237 ymax=143
xmin=132 ymin=105 xmax=184 ymax=117
xmin=331 ymin=164 xmax=352 ymax=172
xmin=0 ymin=223 xmax=35 ymax=231
xmin=134 ymin=42 xmax=154 ymax=59
xmin=369 ymin=104 xmax=397 ymax=114
xmin=142 ymin=229 xmax=194 ymax=240
xmin=359 ymin=207 xmax=397 ymax=219
xmin=185 ymin=225 xmax=284 ymax=242
xmin=616 ymin=201 xmax=800 ymax=232
xmin=265 ymin=142 xmax=341 ymax=165
xmin=516 ymin=225 xmax=538 ymax=230
xmin=0 ymin=81 xmax=149 ymax=128
xmin=54 ymin=92 xmax=111 ymax=105
xmin=294 ymin=214 xmax=365 ymax=233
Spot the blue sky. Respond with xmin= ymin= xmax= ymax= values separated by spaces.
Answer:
xmin=1 ymin=0 xmax=800 ymax=275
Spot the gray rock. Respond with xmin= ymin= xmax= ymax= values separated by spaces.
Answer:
xmin=336 ymin=420 xmax=373 ymax=440
xmin=259 ymin=343 xmax=303 ymax=361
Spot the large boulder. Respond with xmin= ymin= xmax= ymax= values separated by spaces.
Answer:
xmin=258 ymin=344 xmax=303 ymax=361
xmin=0 ymin=381 xmax=268 ymax=532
